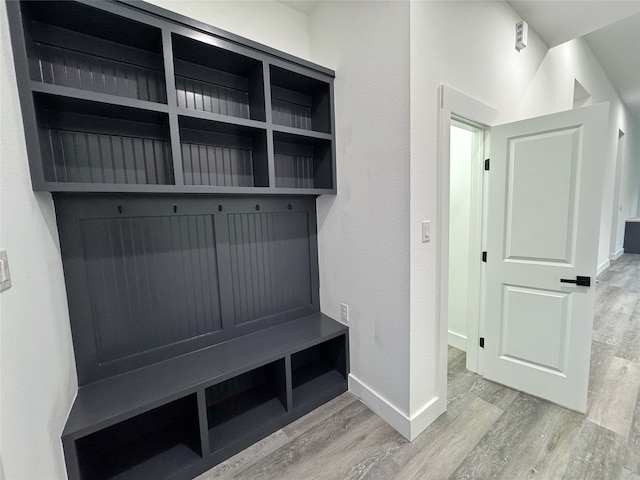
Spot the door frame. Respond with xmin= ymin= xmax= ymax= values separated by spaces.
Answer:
xmin=448 ymin=118 xmax=488 ymax=354
xmin=437 ymin=84 xmax=497 ymax=376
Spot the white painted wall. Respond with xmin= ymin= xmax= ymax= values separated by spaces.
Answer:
xmin=406 ymin=1 xmax=638 ymax=439
xmin=517 ymin=37 xmax=640 ymax=271
xmin=309 ymin=1 xmax=413 ymax=436
xmin=145 ymin=0 xmax=311 ymax=60
xmin=448 ymin=125 xmax=474 ymax=350
xmin=0 ymin=3 xmax=77 ymax=479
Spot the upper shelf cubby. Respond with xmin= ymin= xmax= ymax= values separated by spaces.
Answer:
xmin=270 ymin=65 xmax=331 ymax=134
xmin=172 ymin=34 xmax=266 ymax=122
xmin=178 ymin=116 xmax=268 ymax=188
xmin=34 ymin=93 xmax=173 ymax=186
xmin=20 ymin=1 xmax=166 ymax=104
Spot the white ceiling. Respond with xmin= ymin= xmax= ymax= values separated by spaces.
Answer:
xmin=279 ymin=0 xmax=320 ymax=16
xmin=584 ymin=14 xmax=640 ymax=121
xmin=507 ymin=1 xmax=640 ymax=47
xmin=507 ymin=1 xmax=640 ymax=120
xmin=279 ymin=1 xmax=640 ymax=119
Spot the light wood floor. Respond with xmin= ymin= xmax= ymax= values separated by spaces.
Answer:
xmin=197 ymin=254 xmax=640 ymax=480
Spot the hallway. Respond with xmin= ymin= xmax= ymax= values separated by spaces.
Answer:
xmin=197 ymin=255 xmax=640 ymax=480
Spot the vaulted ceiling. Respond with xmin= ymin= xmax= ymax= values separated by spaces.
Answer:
xmin=279 ymin=1 xmax=640 ymax=119
xmin=507 ymin=1 xmax=640 ymax=120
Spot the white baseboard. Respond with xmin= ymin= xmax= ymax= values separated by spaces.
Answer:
xmin=609 ymin=249 xmax=624 ymax=261
xmin=448 ymin=330 xmax=467 ymax=351
xmin=348 ymin=373 xmax=444 ymax=441
xmin=597 ymin=259 xmax=611 ymax=276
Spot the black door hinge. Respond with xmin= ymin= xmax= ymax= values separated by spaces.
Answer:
xmin=482 ymin=251 xmax=487 ymax=262
xmin=479 ymin=337 xmax=485 ymax=348
xmin=484 ymin=159 xmax=490 ymax=171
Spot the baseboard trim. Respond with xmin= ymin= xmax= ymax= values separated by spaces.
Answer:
xmin=597 ymin=259 xmax=611 ymax=276
xmin=448 ymin=330 xmax=467 ymax=351
xmin=348 ymin=374 xmax=444 ymax=441
xmin=609 ymin=249 xmax=624 ymax=261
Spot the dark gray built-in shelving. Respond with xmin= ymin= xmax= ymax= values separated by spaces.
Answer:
xmin=8 ymin=0 xmax=336 ymax=195
xmin=7 ymin=1 xmax=345 ymax=479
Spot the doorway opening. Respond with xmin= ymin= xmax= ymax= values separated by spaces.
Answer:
xmin=610 ymin=129 xmax=626 ymax=260
xmin=439 ymin=85 xmax=609 ymax=414
xmin=447 ymin=118 xmax=486 ymax=373
xmin=437 ymin=85 xmax=497 ymax=390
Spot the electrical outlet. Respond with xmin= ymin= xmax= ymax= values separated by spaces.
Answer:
xmin=340 ymin=303 xmax=349 ymax=323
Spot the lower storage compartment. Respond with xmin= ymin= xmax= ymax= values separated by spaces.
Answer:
xmin=292 ymin=336 xmax=347 ymax=408
xmin=75 ymin=395 xmax=201 ymax=480
xmin=206 ymin=360 xmax=287 ymax=452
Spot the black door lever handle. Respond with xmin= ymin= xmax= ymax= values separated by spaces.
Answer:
xmin=560 ymin=276 xmax=591 ymax=287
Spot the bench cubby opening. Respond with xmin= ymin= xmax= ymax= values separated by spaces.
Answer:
xmin=74 ymin=394 xmax=201 ymax=480
xmin=206 ymin=359 xmax=287 ymax=452
xmin=292 ymin=335 xmax=348 ymax=408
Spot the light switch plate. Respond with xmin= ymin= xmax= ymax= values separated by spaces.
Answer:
xmin=422 ymin=220 xmax=430 ymax=242
xmin=340 ymin=303 xmax=349 ymax=322
xmin=0 ymin=250 xmax=11 ymax=292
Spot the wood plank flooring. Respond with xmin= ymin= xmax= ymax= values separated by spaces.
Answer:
xmin=196 ymin=254 xmax=640 ymax=479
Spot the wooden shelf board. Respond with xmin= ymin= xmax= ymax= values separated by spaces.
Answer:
xmin=272 ymin=124 xmax=332 ymax=140
xmin=30 ymin=81 xmax=169 ymax=114
xmin=177 ymin=107 xmax=267 ymax=131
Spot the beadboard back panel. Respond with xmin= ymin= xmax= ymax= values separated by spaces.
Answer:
xmin=56 ymin=195 xmax=319 ymax=384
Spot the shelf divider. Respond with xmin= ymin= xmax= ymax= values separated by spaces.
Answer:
xmin=197 ymin=390 xmax=211 ymax=457
xmin=162 ymin=28 xmax=185 ymax=186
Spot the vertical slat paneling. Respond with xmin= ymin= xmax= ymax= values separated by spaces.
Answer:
xmin=46 ymin=129 xmax=173 ymax=185
xmin=81 ymin=214 xmax=222 ymax=364
xmin=181 ymin=143 xmax=254 ymax=187
xmin=176 ymin=76 xmax=250 ymax=119
xmin=29 ymin=43 xmax=166 ymax=103
xmin=272 ymin=98 xmax=312 ymax=130
xmin=227 ymin=211 xmax=312 ymax=325
xmin=274 ymin=153 xmax=314 ymax=188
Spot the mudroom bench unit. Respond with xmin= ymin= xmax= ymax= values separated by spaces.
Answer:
xmin=6 ymin=0 xmax=346 ymax=479
xmin=63 ymin=314 xmax=348 ymax=480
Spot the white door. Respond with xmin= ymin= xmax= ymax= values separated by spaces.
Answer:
xmin=484 ymin=103 xmax=609 ymax=413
